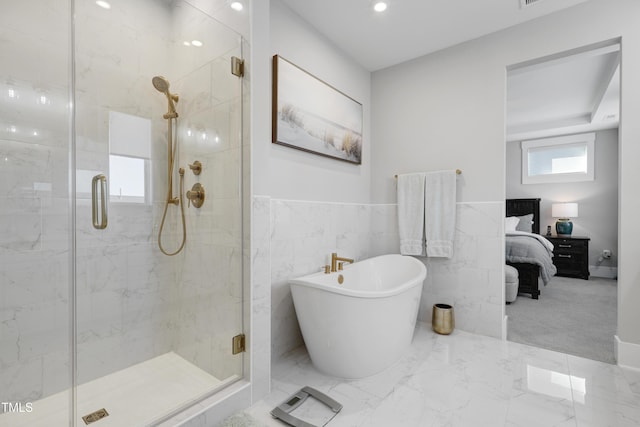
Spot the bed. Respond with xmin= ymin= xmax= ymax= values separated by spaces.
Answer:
xmin=505 ymin=198 xmax=557 ymax=299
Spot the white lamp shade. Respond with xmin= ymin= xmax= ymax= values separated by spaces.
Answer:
xmin=552 ymin=202 xmax=578 ymax=218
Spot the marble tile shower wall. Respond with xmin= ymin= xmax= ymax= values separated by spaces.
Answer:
xmin=73 ymin=0 xmax=177 ymax=388
xmin=267 ymin=199 xmax=504 ymax=362
xmin=74 ymin=0 xmax=245 ymax=384
xmin=172 ymin=42 xmax=244 ymax=379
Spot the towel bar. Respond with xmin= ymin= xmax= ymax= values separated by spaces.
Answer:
xmin=394 ymin=169 xmax=461 ymax=178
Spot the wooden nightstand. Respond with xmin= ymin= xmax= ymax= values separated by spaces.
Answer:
xmin=546 ymin=236 xmax=590 ymax=280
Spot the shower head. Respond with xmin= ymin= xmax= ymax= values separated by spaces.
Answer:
xmin=152 ymin=76 xmax=170 ymax=94
xmin=152 ymin=75 xmax=179 ymax=118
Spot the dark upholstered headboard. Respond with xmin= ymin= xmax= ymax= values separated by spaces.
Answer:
xmin=506 ymin=198 xmax=541 ymax=234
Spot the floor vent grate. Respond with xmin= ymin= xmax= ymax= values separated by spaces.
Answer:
xmin=82 ymin=408 xmax=109 ymax=425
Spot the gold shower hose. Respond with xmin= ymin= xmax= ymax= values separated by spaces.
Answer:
xmin=158 ymin=115 xmax=186 ymax=256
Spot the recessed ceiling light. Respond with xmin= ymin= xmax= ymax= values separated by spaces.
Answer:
xmin=373 ymin=2 xmax=387 ymax=12
xmin=96 ymin=1 xmax=111 ymax=10
xmin=230 ymin=1 xmax=243 ymax=11
xmin=191 ymin=40 xmax=203 ymax=47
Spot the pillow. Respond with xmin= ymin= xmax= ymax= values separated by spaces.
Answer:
xmin=516 ymin=214 xmax=534 ymax=233
xmin=505 ymin=217 xmax=519 ymax=232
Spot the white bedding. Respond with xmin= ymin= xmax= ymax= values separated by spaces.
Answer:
xmin=505 ymin=232 xmax=557 ymax=285
xmin=506 ymin=231 xmax=554 ymax=253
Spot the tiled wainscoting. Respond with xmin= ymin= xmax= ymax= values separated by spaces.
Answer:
xmin=254 ymin=197 xmax=504 ymax=364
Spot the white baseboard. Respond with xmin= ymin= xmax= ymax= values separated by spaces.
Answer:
xmin=615 ymin=335 xmax=640 ymax=370
xmin=503 ymin=315 xmax=508 ymax=341
xmin=589 ymin=265 xmax=618 ymax=279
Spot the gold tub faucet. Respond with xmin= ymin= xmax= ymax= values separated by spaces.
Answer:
xmin=331 ymin=253 xmax=354 ymax=272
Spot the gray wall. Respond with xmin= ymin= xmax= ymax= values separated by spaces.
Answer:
xmin=506 ymin=129 xmax=618 ymax=277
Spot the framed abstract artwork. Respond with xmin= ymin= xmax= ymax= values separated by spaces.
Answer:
xmin=272 ymin=55 xmax=363 ymax=164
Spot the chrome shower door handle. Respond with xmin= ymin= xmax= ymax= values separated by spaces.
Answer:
xmin=91 ymin=174 xmax=108 ymax=230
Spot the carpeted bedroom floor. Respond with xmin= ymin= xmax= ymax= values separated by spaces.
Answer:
xmin=506 ymin=275 xmax=617 ymax=364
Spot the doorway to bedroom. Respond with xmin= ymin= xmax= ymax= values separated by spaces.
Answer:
xmin=504 ymin=40 xmax=620 ymax=364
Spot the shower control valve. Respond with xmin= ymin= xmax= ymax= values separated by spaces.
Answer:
xmin=188 ymin=160 xmax=202 ymax=175
xmin=186 ymin=183 xmax=205 ymax=208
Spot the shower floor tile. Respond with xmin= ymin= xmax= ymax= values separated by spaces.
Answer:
xmin=0 ymin=352 xmax=228 ymax=427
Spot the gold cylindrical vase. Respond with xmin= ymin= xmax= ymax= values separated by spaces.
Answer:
xmin=432 ymin=303 xmax=454 ymax=335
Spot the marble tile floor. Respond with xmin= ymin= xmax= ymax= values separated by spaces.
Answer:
xmin=0 ymin=352 xmax=232 ymax=427
xmin=221 ymin=322 xmax=640 ymax=427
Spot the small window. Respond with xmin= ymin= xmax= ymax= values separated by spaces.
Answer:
xmin=522 ymin=133 xmax=595 ymax=184
xmin=109 ymin=155 xmax=147 ymax=203
xmin=108 ymin=111 xmax=151 ymax=203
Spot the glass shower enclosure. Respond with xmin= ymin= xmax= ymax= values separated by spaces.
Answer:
xmin=0 ymin=1 xmax=245 ymax=425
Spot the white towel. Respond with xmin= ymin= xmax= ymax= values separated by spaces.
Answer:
xmin=425 ymin=170 xmax=457 ymax=258
xmin=397 ymin=173 xmax=426 ymax=255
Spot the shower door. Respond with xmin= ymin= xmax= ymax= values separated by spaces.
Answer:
xmin=73 ymin=1 xmax=245 ymax=425
xmin=0 ymin=1 xmax=74 ymax=425
xmin=0 ymin=1 xmax=244 ymax=425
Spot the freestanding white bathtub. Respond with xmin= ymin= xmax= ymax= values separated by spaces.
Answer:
xmin=290 ymin=254 xmax=427 ymax=379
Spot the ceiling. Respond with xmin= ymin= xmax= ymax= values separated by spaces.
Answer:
xmin=279 ymin=0 xmax=620 ymax=140
xmin=279 ymin=0 xmax=590 ymax=72
xmin=506 ymin=43 xmax=620 ymax=141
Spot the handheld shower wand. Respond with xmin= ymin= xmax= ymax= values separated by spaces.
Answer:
xmin=152 ymin=76 xmax=179 ymax=119
xmin=154 ymin=75 xmax=186 ymax=256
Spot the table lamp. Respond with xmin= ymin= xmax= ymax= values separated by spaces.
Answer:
xmin=552 ymin=202 xmax=578 ymax=237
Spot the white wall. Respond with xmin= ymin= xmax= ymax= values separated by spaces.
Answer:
xmin=371 ymin=0 xmax=640 ymax=362
xmin=506 ymin=129 xmax=619 ymax=276
xmin=256 ymin=0 xmax=371 ymax=203
xmin=371 ymin=42 xmax=506 ymax=204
